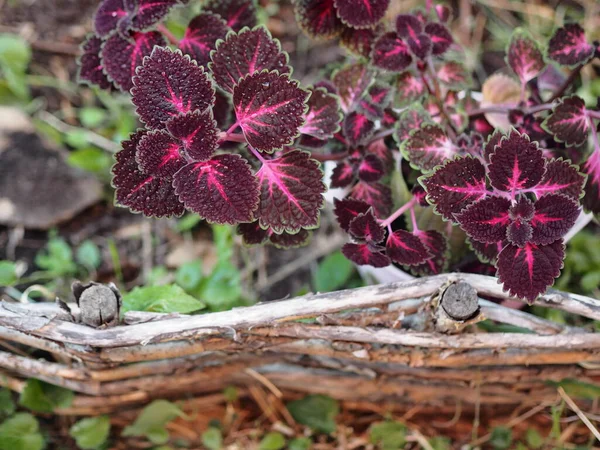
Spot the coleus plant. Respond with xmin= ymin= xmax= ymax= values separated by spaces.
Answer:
xmin=78 ymin=0 xmax=600 ymax=302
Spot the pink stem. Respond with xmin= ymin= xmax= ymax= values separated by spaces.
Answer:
xmin=157 ymin=24 xmax=179 ymax=45
xmin=380 ymin=197 xmax=417 ymax=228
xmin=248 ymin=144 xmax=266 ymax=164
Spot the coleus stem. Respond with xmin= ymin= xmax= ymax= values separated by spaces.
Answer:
xmin=157 ymin=24 xmax=179 ymax=45
xmin=467 ymin=102 xmax=556 ymax=118
xmin=549 ymin=64 xmax=584 ymax=102
xmin=380 ymin=197 xmax=418 ymax=228
xmin=310 ymin=151 xmax=349 ymax=162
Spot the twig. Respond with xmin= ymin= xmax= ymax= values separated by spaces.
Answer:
xmin=558 ymin=387 xmax=600 ymax=442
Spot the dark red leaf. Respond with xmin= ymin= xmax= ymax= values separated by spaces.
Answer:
xmin=506 ymin=28 xmax=545 ymax=85
xmin=497 ymin=240 xmax=565 ymax=302
xmin=529 ymin=193 xmax=580 ymax=245
xmin=367 ymin=138 xmax=393 ymax=169
xmin=542 ymin=95 xmax=590 ymax=147
xmin=371 ymin=32 xmax=412 ymax=72
xmin=334 ymin=197 xmax=370 ymax=232
xmin=136 ymin=130 xmax=186 ymax=177
xmin=395 ymin=14 xmax=422 ymax=39
xmin=166 ymin=110 xmax=219 ymax=161
xmin=270 ymin=229 xmax=312 ymax=249
xmin=358 ymin=154 xmax=385 ymax=183
xmin=102 ymin=31 xmax=166 ymax=92
xmin=333 ymin=0 xmax=389 ymax=29
xmin=298 ymin=135 xmax=328 ymax=149
xmin=506 ymin=221 xmax=533 ymax=247
xmin=547 ymin=23 xmax=594 ymax=67
xmin=424 ymin=22 xmax=453 ymax=55
xmin=368 ymin=82 xmax=393 ymax=107
xmin=483 ymin=129 xmax=504 ymax=163
xmin=435 ymin=4 xmax=451 ymax=23
xmin=409 ymin=230 xmax=447 ymax=275
xmin=94 ymin=0 xmax=131 ymax=37
xmin=349 ymin=209 xmax=384 ymax=242
xmin=233 ymin=71 xmax=309 ymax=152
xmin=343 ymin=111 xmax=375 ymax=146
xmin=350 ymin=181 xmax=392 ymax=218
xmin=488 ymin=130 xmax=545 ymax=194
xmin=173 ymin=154 xmax=259 ymax=223
xmin=407 ymin=33 xmax=432 ymax=60
xmin=340 ymin=24 xmax=382 ymax=57
xmin=237 ymin=221 xmax=268 ymax=245
xmin=299 ymin=87 xmax=342 ymax=140
xmin=342 ymin=243 xmax=390 ymax=267
xmin=179 ymin=13 xmax=229 ymax=67
xmin=132 ymin=47 xmax=215 ymax=130
xmin=582 ymin=150 xmax=600 ymax=214
xmin=210 ymin=27 xmax=291 ymax=94
xmin=394 ymin=71 xmax=426 ymax=106
xmin=400 ymin=123 xmax=456 ymax=171
xmin=213 ymin=89 xmax=233 ymax=129
xmin=531 ymin=158 xmax=585 ymax=200
xmin=332 ymin=63 xmax=374 ymax=113
xmin=294 ymin=0 xmax=343 ymax=39
xmin=508 ymin=195 xmax=535 ymax=221
xmin=132 ymin=0 xmax=182 ymax=31
xmin=420 ymin=156 xmax=488 ymax=221
xmin=112 ymin=130 xmax=185 ymax=217
xmin=357 ymin=99 xmax=384 ymax=120
xmin=331 ymin=161 xmax=355 ymax=188
xmin=78 ymin=35 xmax=113 ymax=90
xmin=437 ymin=61 xmax=472 ymax=90
xmin=256 ymin=150 xmax=325 ymax=233
xmin=469 ymin=238 xmax=503 ymax=264
xmin=455 ymin=196 xmax=511 ymax=243
xmin=204 ymin=0 xmax=257 ymax=32
xmin=386 ymin=229 xmax=431 ymax=265
xmin=394 ymin=106 xmax=429 ymax=142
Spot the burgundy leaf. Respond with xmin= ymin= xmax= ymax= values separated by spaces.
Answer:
xmin=368 ymin=82 xmax=393 ymax=107
xmin=332 ymin=63 xmax=374 ymax=113
xmin=420 ymin=156 xmax=488 ymax=221
xmin=342 ymin=243 xmax=390 ymax=267
xmin=331 ymin=161 xmax=355 ymax=188
xmin=179 ymin=13 xmax=229 ymax=67
xmin=173 ymin=154 xmax=259 ymax=223
xmin=298 ymin=135 xmax=328 ymax=149
xmin=506 ymin=28 xmax=545 ymax=85
xmin=132 ymin=47 xmax=215 ymax=130
xmin=333 ymin=0 xmax=390 ymax=29
xmin=424 ymin=23 xmax=453 ymax=56
xmin=78 ymin=35 xmax=113 ymax=90
xmin=506 ymin=221 xmax=533 ymax=247
xmin=94 ymin=0 xmax=131 ymax=37
xmin=358 ymin=154 xmax=385 ymax=183
xmin=530 ymin=193 xmax=580 ymax=245
xmin=410 ymin=230 xmax=447 ymax=276
xmin=102 ymin=31 xmax=166 ymax=92
xmin=131 ymin=0 xmax=183 ymax=31
xmin=382 ymin=108 xmax=399 ymax=127
xmin=233 ymin=71 xmax=309 ymax=152
xmin=357 ymin=99 xmax=384 ymax=120
xmin=386 ymin=229 xmax=431 ymax=265
xmin=437 ymin=61 xmax=472 ymax=90
xmin=395 ymin=14 xmax=422 ymax=39
xmin=547 ymin=23 xmax=594 ymax=67
xmin=294 ymin=0 xmax=343 ymax=38
xmin=166 ymin=110 xmax=219 ymax=161
xmin=469 ymin=238 xmax=503 ymax=264
xmin=299 ymin=87 xmax=342 ymax=140
xmin=531 ymin=158 xmax=585 ymax=200
xmin=334 ymin=197 xmax=370 ymax=232
xmin=210 ymin=27 xmax=290 ymax=94
xmin=508 ymin=195 xmax=535 ymax=221
xmin=213 ymin=89 xmax=233 ymax=129
xmin=483 ymin=129 xmax=504 ymax=163
xmin=237 ymin=221 xmax=268 ymax=246
xmin=488 ymin=130 xmax=545 ymax=194
xmin=270 ymin=229 xmax=312 ymax=249
xmin=407 ymin=33 xmax=432 ymax=60
xmin=497 ymin=240 xmax=565 ymax=302
xmin=112 ymin=130 xmax=185 ymax=217
xmin=343 ymin=111 xmax=375 ymax=146
xmin=455 ymin=196 xmax=511 ymax=243
xmin=204 ymin=0 xmax=257 ymax=32
xmin=394 ymin=106 xmax=429 ymax=142
xmin=400 ymin=123 xmax=456 ymax=171
xmin=371 ymin=32 xmax=412 ymax=72
xmin=136 ymin=130 xmax=186 ymax=177
xmin=542 ymin=95 xmax=590 ymax=147
xmin=256 ymin=150 xmax=325 ymax=233
xmin=394 ymin=71 xmax=426 ymax=106
xmin=350 ymin=181 xmax=392 ymax=218
xmin=582 ymin=150 xmax=600 ymax=214
xmin=435 ymin=4 xmax=451 ymax=23
xmin=340 ymin=24 xmax=382 ymax=57
xmin=349 ymin=209 xmax=384 ymax=242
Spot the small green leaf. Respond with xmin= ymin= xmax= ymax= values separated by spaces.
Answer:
xmin=548 ymin=378 xmax=600 ymax=400
xmin=313 ymin=251 xmax=354 ymax=292
xmin=19 ymin=379 xmax=73 ymax=413
xmin=259 ymin=432 xmax=286 ymax=450
xmin=369 ymin=421 xmax=406 ymax=450
xmin=287 ymin=394 xmax=339 ymax=434
xmin=76 ymin=240 xmax=102 ymax=269
xmin=0 ymin=389 xmax=15 ymax=417
xmin=212 ymin=225 xmax=234 ymax=262
xmin=201 ymin=427 xmax=222 ymax=450
xmin=581 ymin=271 xmax=600 ymax=293
xmin=175 ymin=214 xmax=201 ymax=232
xmin=122 ymin=400 xmax=185 ymax=445
xmin=429 ymin=436 xmax=451 ymax=450
xmin=35 ymin=237 xmax=77 ymax=277
xmin=0 ymin=34 xmax=31 ymax=100
xmin=175 ymin=260 xmax=203 ymax=292
xmin=0 ymin=261 xmax=18 ymax=286
xmin=489 ymin=426 xmax=512 ymax=450
xmin=288 ymin=437 xmax=312 ymax=450
xmin=223 ymin=386 xmax=238 ymax=403
xmin=65 ymin=129 xmax=90 ymax=149
xmin=147 ymin=266 xmax=170 ymax=286
xmin=67 ymin=148 xmax=112 ymax=174
xmin=525 ymin=428 xmax=544 ymax=449
xmin=122 ymin=285 xmax=205 ymax=314
xmin=0 ymin=413 xmax=44 ymax=450
xmin=79 ymin=107 xmax=107 ymax=128
xmin=69 ymin=416 xmax=111 ymax=449
xmin=198 ymin=262 xmax=243 ymax=312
